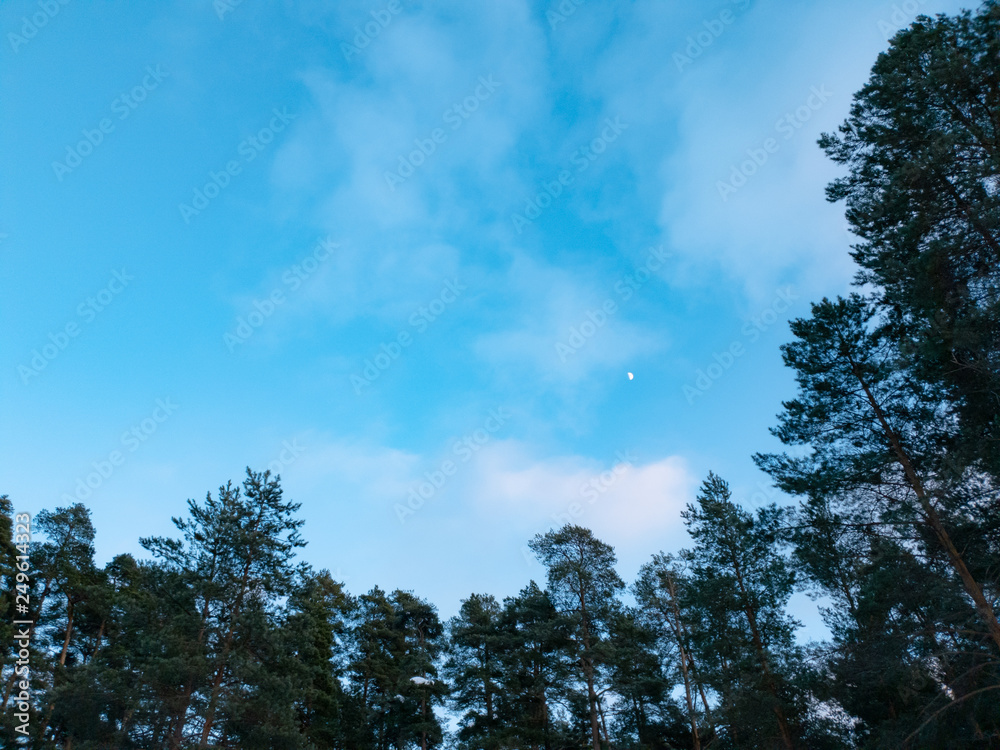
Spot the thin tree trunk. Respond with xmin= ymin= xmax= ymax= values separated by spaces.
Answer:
xmin=59 ymin=597 xmax=75 ymax=666
xmin=421 ymin=693 xmax=428 ymax=750
xmin=198 ymin=610 xmax=240 ymax=746
xmin=847 ymin=354 xmax=1000 ymax=652
xmin=578 ymin=598 xmax=603 ymax=750
xmin=697 ymin=680 xmax=715 ymax=737
xmin=39 ymin=592 xmax=79 ymax=746
xmin=171 ymin=594 xmax=213 ymax=749
xmin=597 ymin=697 xmax=611 ymax=747
xmin=729 ymin=548 xmax=796 ymax=750
xmin=664 ymin=574 xmax=701 ymax=750
xmin=198 ymin=510 xmax=262 ymax=747
xmin=90 ymin=619 xmax=106 ymax=662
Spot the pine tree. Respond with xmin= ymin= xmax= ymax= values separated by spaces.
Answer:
xmin=346 ymin=587 xmax=446 ymax=750
xmin=820 ymin=2 xmax=1000 ymax=478
xmin=635 ymin=553 xmax=715 ymax=749
xmin=604 ymin=607 xmax=686 ymax=749
xmin=497 ymin=581 xmax=575 ymax=750
xmin=755 ymin=294 xmax=1000 ymax=742
xmin=529 ymin=525 xmax=624 ymax=750
xmin=18 ymin=504 xmax=99 ymax=744
xmin=681 ymin=473 xmax=803 ymax=750
xmin=283 ymin=570 xmax=353 ymax=747
xmin=445 ymin=593 xmax=505 ymax=749
xmin=755 ymin=295 xmax=1000 ymax=654
xmin=393 ymin=590 xmax=446 ymax=750
xmin=140 ymin=468 xmax=306 ymax=747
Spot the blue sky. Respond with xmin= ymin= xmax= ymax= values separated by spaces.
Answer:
xmin=1 ymin=0 xmax=971 ymax=633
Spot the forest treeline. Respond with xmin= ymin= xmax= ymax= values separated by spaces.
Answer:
xmin=2 ymin=3 xmax=999 ymax=748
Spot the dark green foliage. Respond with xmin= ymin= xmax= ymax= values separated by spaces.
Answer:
xmin=495 ymin=581 xmax=577 ymax=748
xmin=635 ymin=553 xmax=716 ymax=750
xmin=605 ymin=608 xmax=688 ymax=749
xmin=755 ymin=294 xmax=1000 ymax=744
xmin=530 ymin=524 xmax=625 ymax=750
xmin=820 ymin=3 xmax=1000 ymax=476
xmin=681 ymin=474 xmax=806 ymax=750
xmin=283 ymin=570 xmax=353 ymax=747
xmin=345 ymin=586 xmax=447 ymax=750
xmin=444 ymin=593 xmax=505 ymax=748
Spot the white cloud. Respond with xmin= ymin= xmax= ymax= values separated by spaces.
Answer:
xmin=648 ymin=0 xmax=967 ymax=300
xmin=465 ymin=440 xmax=695 ymax=551
xmin=268 ymin=432 xmax=697 ymax=611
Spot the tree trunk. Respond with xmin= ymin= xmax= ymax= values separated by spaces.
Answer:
xmin=170 ymin=594 xmax=213 ymax=749
xmin=421 ymin=693 xmax=428 ymax=750
xmin=729 ymin=545 xmax=796 ymax=750
xmin=198 ymin=533 xmax=258 ymax=747
xmin=847 ymin=354 xmax=1000 ymax=652
xmin=198 ymin=611 xmax=239 ymax=747
xmin=59 ymin=597 xmax=75 ymax=666
xmin=664 ymin=574 xmax=701 ymax=750
xmin=578 ymin=596 xmax=603 ymax=750
xmin=90 ymin=618 xmax=106 ymax=662
xmin=597 ymin=696 xmax=611 ymax=748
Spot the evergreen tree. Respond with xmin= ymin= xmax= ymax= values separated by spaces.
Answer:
xmin=346 ymin=587 xmax=446 ymax=750
xmin=140 ymin=468 xmax=306 ymax=747
xmin=497 ymin=581 xmax=575 ymax=750
xmin=756 ymin=297 xmax=1000 ymax=743
xmin=820 ymin=2 xmax=1000 ymax=478
xmin=283 ymin=570 xmax=353 ymax=747
xmin=755 ymin=295 xmax=1000 ymax=654
xmin=681 ymin=474 xmax=804 ymax=749
xmin=445 ymin=593 xmax=505 ymax=749
xmin=24 ymin=504 xmax=99 ymax=743
xmin=393 ymin=590 xmax=446 ymax=750
xmin=635 ymin=553 xmax=715 ymax=749
xmin=529 ymin=525 xmax=624 ymax=750
xmin=604 ymin=607 xmax=686 ymax=749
